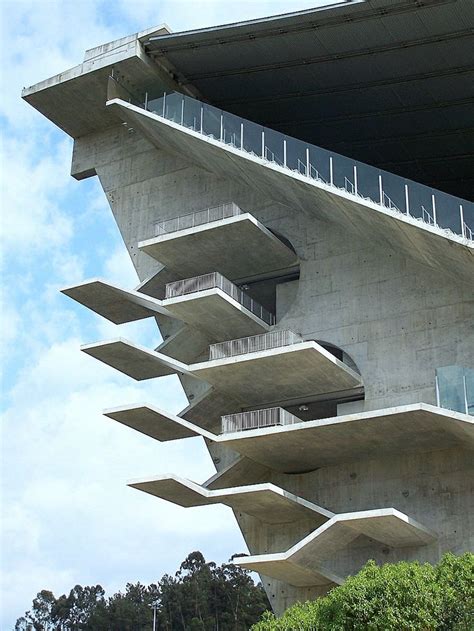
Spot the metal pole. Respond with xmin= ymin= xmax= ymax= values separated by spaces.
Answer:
xmin=431 ymin=194 xmax=437 ymax=226
xmin=240 ymin=122 xmax=244 ymax=149
xmin=220 ymin=113 xmax=223 ymax=141
xmin=200 ymin=105 xmax=203 ymax=133
xmin=162 ymin=92 xmax=166 ymax=117
xmin=144 ymin=92 xmax=148 ymax=110
xmin=181 ymin=96 xmax=185 ymax=125
xmin=463 ymin=375 xmax=469 ymax=414
xmin=306 ymin=147 xmax=310 ymax=176
xmin=460 ymin=205 xmax=465 ymax=237
xmin=261 ymin=130 xmax=265 ymax=158
xmin=405 ymin=184 xmax=410 ymax=216
xmin=329 ymin=157 xmax=334 ymax=186
xmin=353 ymin=165 xmax=358 ymax=196
xmin=283 ymin=140 xmax=287 ymax=167
xmin=153 ymin=606 xmax=156 ymax=631
xmin=379 ymin=175 xmax=383 ymax=205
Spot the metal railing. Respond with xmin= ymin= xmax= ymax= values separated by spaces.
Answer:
xmin=135 ymin=89 xmax=473 ymax=241
xmin=221 ymin=406 xmax=301 ymax=434
xmin=153 ymin=202 xmax=242 ymax=236
xmin=209 ymin=329 xmax=302 ymax=360
xmin=165 ymin=272 xmax=275 ymax=325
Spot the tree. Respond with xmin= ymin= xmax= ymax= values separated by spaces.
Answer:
xmin=251 ymin=552 xmax=474 ymax=631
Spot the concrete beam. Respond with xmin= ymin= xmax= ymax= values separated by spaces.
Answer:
xmin=235 ymin=508 xmax=435 ymax=586
xmin=103 ymin=403 xmax=214 ymax=441
xmin=128 ymin=474 xmax=334 ymax=524
xmin=138 ymin=213 xmax=298 ymax=282
xmin=110 ymin=100 xmax=474 ymax=286
xmin=219 ymin=403 xmax=474 ymax=473
xmin=61 ymin=278 xmax=174 ymax=324
xmin=81 ymin=338 xmax=191 ymax=380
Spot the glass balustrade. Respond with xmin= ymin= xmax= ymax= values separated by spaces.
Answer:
xmin=126 ymin=85 xmax=474 ymax=240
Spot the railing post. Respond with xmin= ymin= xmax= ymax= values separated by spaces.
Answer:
xmin=162 ymin=92 xmax=166 ymax=117
xmin=431 ymin=194 xmax=437 ymax=226
xmin=283 ymin=140 xmax=287 ymax=167
xmin=240 ymin=122 xmax=244 ymax=149
xmin=353 ymin=165 xmax=358 ymax=196
xmin=261 ymin=130 xmax=265 ymax=158
xmin=329 ymin=157 xmax=334 ymax=186
xmin=379 ymin=175 xmax=383 ymax=205
xmin=460 ymin=205 xmax=465 ymax=237
xmin=405 ymin=184 xmax=410 ymax=216
xmin=220 ymin=113 xmax=223 ymax=141
xmin=144 ymin=92 xmax=148 ymax=110
xmin=181 ymin=96 xmax=185 ymax=125
xmin=200 ymin=105 xmax=203 ymax=133
xmin=306 ymin=147 xmax=310 ymax=176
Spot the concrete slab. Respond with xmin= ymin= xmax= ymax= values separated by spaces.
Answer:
xmin=163 ymin=289 xmax=271 ymax=340
xmin=204 ymin=455 xmax=271 ymax=490
xmin=81 ymin=338 xmax=190 ymax=380
xmin=219 ymin=403 xmax=474 ymax=473
xmin=235 ymin=508 xmax=435 ymax=586
xmin=62 ymin=278 xmax=173 ymax=324
xmin=138 ymin=213 xmax=298 ymax=281
xmin=103 ymin=404 xmax=214 ymax=441
xmin=110 ymin=100 xmax=474 ymax=285
xmin=191 ymin=341 xmax=363 ymax=406
xmin=128 ymin=474 xmax=334 ymax=524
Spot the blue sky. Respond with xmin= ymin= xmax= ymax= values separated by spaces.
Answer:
xmin=0 ymin=0 xmax=330 ymax=628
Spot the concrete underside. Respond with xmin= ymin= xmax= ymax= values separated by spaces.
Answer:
xmin=139 ymin=213 xmax=298 ymax=281
xmin=129 ymin=474 xmax=333 ymax=525
xmin=236 ymin=508 xmax=435 ymax=587
xmin=109 ymin=100 xmax=474 ymax=285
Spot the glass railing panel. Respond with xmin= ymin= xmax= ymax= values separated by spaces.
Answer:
xmin=202 ymin=102 xmax=221 ymax=140
xmin=378 ymin=171 xmax=407 ymax=214
xmin=222 ymin=111 xmax=242 ymax=148
xmin=182 ymin=94 xmax=201 ymax=132
xmin=263 ymin=128 xmax=285 ymax=167
xmin=404 ymin=180 xmax=435 ymax=223
xmin=436 ymin=365 xmax=473 ymax=414
xmin=465 ymin=369 xmax=474 ymax=416
xmin=163 ymin=92 xmax=183 ymax=124
xmin=147 ymin=95 xmax=165 ymax=115
xmin=353 ymin=162 xmax=382 ymax=206
xmin=308 ymin=145 xmax=331 ymax=184
xmin=285 ymin=136 xmax=308 ymax=175
xmin=433 ymin=189 xmax=464 ymax=234
xmin=331 ymin=153 xmax=358 ymax=195
xmin=242 ymin=118 xmax=264 ymax=157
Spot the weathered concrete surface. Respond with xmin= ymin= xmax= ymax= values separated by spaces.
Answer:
xmin=139 ymin=213 xmax=298 ymax=281
xmin=109 ymin=100 xmax=474 ymax=285
xmin=129 ymin=474 xmax=333 ymax=524
xmin=236 ymin=508 xmax=435 ymax=586
xmin=62 ymin=278 xmax=173 ymax=324
xmin=103 ymin=403 xmax=213 ymax=441
xmin=219 ymin=404 xmax=474 ymax=473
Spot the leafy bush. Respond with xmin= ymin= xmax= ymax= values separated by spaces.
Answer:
xmin=251 ymin=553 xmax=474 ymax=631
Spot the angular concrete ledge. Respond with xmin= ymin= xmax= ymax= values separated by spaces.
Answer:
xmin=128 ymin=474 xmax=334 ymax=524
xmin=234 ymin=508 xmax=435 ymax=586
xmin=62 ymin=278 xmax=173 ymax=324
xmin=103 ymin=404 xmax=214 ymax=442
xmin=220 ymin=403 xmax=474 ymax=473
xmin=191 ymin=341 xmax=363 ymax=405
xmin=81 ymin=338 xmax=191 ymax=380
xmin=138 ymin=213 xmax=298 ymax=281
xmin=163 ymin=289 xmax=271 ymax=340
xmin=203 ymin=456 xmax=271 ymax=490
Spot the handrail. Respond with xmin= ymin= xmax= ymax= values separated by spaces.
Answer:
xmin=154 ymin=202 xmax=241 ymax=236
xmin=209 ymin=329 xmax=302 ymax=360
xmin=221 ymin=406 xmax=300 ymax=434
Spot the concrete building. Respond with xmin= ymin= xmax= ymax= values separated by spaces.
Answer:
xmin=24 ymin=0 xmax=474 ymax=614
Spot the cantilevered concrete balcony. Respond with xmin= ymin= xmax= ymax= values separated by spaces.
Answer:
xmin=103 ymin=402 xmax=474 ymax=475
xmin=138 ymin=203 xmax=298 ymax=281
xmin=108 ymin=98 xmax=473 ymax=285
xmin=129 ymin=474 xmax=333 ymax=525
xmin=234 ymin=508 xmax=436 ymax=587
xmin=82 ymin=330 xmax=363 ymax=405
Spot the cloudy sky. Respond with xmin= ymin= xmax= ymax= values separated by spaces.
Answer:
xmin=0 ymin=0 xmax=333 ymax=627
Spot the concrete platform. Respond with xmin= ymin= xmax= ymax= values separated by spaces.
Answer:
xmin=220 ymin=403 xmax=474 ymax=473
xmin=235 ymin=508 xmax=435 ymax=586
xmin=103 ymin=404 xmax=214 ymax=442
xmin=191 ymin=341 xmax=363 ymax=406
xmin=128 ymin=474 xmax=333 ymax=524
xmin=163 ymin=289 xmax=271 ymax=340
xmin=62 ymin=278 xmax=173 ymax=324
xmin=81 ymin=338 xmax=190 ymax=380
xmin=110 ymin=99 xmax=474 ymax=285
xmin=138 ymin=213 xmax=298 ymax=281
xmin=204 ymin=456 xmax=271 ymax=490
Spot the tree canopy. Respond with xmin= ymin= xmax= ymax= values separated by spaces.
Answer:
xmin=251 ymin=552 xmax=474 ymax=631
xmin=15 ymin=551 xmax=270 ymax=631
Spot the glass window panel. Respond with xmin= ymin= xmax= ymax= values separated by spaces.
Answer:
xmin=202 ymin=103 xmax=221 ymax=139
xmin=222 ymin=111 xmax=242 ymax=148
xmin=182 ymin=95 xmax=202 ymax=132
xmin=242 ymin=119 xmax=264 ymax=157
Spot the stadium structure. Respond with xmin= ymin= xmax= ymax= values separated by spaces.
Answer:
xmin=23 ymin=0 xmax=474 ymax=614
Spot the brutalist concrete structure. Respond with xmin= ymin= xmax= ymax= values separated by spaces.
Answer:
xmin=24 ymin=0 xmax=474 ymax=614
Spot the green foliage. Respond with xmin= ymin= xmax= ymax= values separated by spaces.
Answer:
xmin=15 ymin=551 xmax=269 ymax=631
xmin=251 ymin=553 xmax=474 ymax=631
